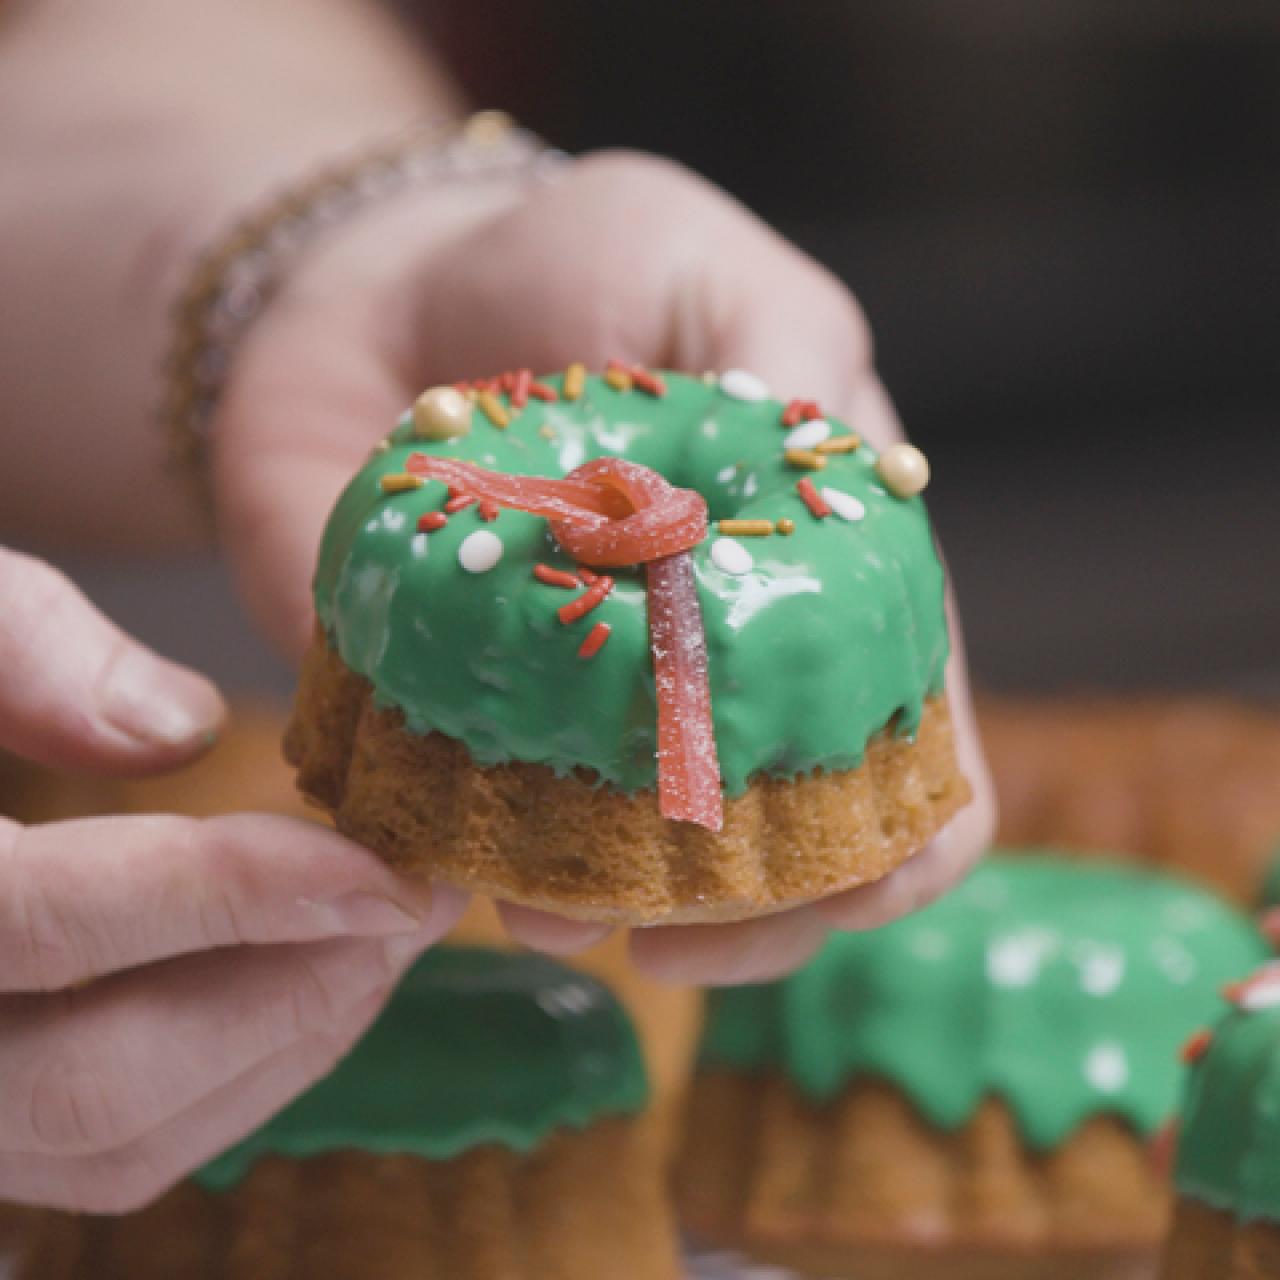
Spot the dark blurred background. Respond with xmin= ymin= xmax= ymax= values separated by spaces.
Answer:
xmin=70 ymin=1 xmax=1280 ymax=698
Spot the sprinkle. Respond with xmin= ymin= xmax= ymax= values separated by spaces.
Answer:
xmin=717 ymin=519 xmax=775 ymax=537
xmin=511 ymin=368 xmax=533 ymax=409
xmin=370 ymin=439 xmax=392 ymax=455
xmin=539 ymin=424 xmax=557 ymax=440
xmin=1180 ymin=1029 xmax=1214 ymax=1064
xmin=577 ymin=567 xmax=599 ymax=584
xmin=534 ymin=564 xmax=582 ymax=589
xmin=815 ymin=434 xmax=862 ymax=455
xmin=783 ymin=419 xmax=833 ymax=451
xmin=719 ymin=369 xmax=769 ymax=402
xmin=558 ymin=575 xmax=614 ymax=624
xmin=604 ymin=362 xmax=633 ymax=392
xmin=499 ymin=370 xmax=518 ymax=392
xmin=477 ymin=390 xmax=510 ymax=429
xmin=564 ymin=362 xmax=587 ymax=400
xmin=711 ymin=537 xmax=754 ymax=576
xmin=578 ymin=621 xmax=612 ymax=659
xmin=458 ymin=529 xmax=504 ymax=574
xmin=821 ymin=486 xmax=867 ymax=522
xmin=417 ymin=511 xmax=448 ymax=533
xmin=630 ymin=366 xmax=667 ymax=397
xmin=380 ymin=474 xmax=423 ymax=494
xmin=528 ymin=381 xmax=558 ymax=402
xmin=782 ymin=398 xmax=822 ymax=428
xmin=444 ymin=494 xmax=476 ymax=514
xmin=775 ymin=518 xmax=796 ymax=536
xmin=796 ymin=477 xmax=832 ymax=518
xmin=876 ymin=442 xmax=931 ymax=498
xmin=784 ymin=448 xmax=827 ymax=471
xmin=478 ymin=500 xmax=500 ymax=522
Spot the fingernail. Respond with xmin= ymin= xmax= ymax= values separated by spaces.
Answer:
xmin=99 ymin=645 xmax=225 ymax=748
xmin=320 ymin=891 xmax=429 ymax=937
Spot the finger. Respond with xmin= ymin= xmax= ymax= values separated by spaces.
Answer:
xmin=410 ymin=151 xmax=877 ymax=422
xmin=0 ymin=987 xmax=388 ymax=1213
xmin=629 ymin=905 xmax=828 ymax=988
xmin=494 ymin=902 xmax=613 ymax=955
xmin=0 ymin=812 xmax=467 ymax=991
xmin=815 ymin=609 xmax=997 ymax=931
xmin=0 ymin=548 xmax=225 ymax=773
xmin=0 ymin=921 xmax=453 ymax=1163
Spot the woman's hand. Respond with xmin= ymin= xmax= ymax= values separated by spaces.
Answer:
xmin=214 ymin=151 xmax=996 ymax=986
xmin=0 ymin=549 xmax=466 ymax=1212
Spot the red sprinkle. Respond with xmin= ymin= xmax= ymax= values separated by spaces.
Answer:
xmin=528 ymin=381 xmax=558 ymax=401
xmin=782 ymin=398 xmax=807 ymax=428
xmin=534 ymin=564 xmax=582 ymax=590
xmin=1180 ymin=1028 xmax=1214 ymax=1064
xmin=499 ymin=370 xmax=518 ymax=392
xmin=417 ymin=511 xmax=448 ymax=533
xmin=511 ymin=368 xmax=533 ymax=409
xmin=630 ymin=366 xmax=667 ymax=397
xmin=578 ymin=621 xmax=612 ymax=658
xmin=445 ymin=494 xmax=476 ymax=514
xmin=606 ymin=358 xmax=630 ymax=374
xmin=577 ymin=567 xmax=599 ymax=584
xmin=796 ymin=476 xmax=832 ymax=518
xmin=478 ymin=500 xmax=500 ymax=522
xmin=558 ymin=575 xmax=614 ymax=625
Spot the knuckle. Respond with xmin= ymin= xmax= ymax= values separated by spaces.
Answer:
xmin=25 ymin=1044 xmax=124 ymax=1156
xmin=0 ymin=826 xmax=82 ymax=992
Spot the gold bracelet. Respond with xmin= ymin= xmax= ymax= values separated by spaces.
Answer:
xmin=162 ymin=111 xmax=565 ymax=483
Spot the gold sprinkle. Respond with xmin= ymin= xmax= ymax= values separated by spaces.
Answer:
xmin=815 ymin=434 xmax=862 ymax=455
xmin=380 ymin=473 xmax=423 ymax=494
xmin=776 ymin=518 xmax=796 ymax=536
xmin=784 ymin=448 xmax=827 ymax=471
xmin=604 ymin=366 xmax=632 ymax=392
xmin=538 ymin=424 xmax=557 ymax=441
xmin=463 ymin=110 xmax=514 ymax=146
xmin=477 ymin=390 xmax=511 ymax=429
xmin=718 ymin=519 xmax=775 ymax=537
xmin=564 ymin=362 xmax=587 ymax=401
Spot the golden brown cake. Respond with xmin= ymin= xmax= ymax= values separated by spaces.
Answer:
xmin=1158 ymin=966 xmax=1280 ymax=1280
xmin=677 ymin=853 xmax=1269 ymax=1279
xmin=287 ymin=638 xmax=968 ymax=926
xmin=981 ymin=696 xmax=1280 ymax=906
xmin=287 ymin=367 xmax=968 ymax=925
xmin=8 ymin=948 xmax=681 ymax=1280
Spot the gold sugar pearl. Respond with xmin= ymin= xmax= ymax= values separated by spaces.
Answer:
xmin=413 ymin=386 xmax=473 ymax=440
xmin=876 ymin=443 xmax=931 ymax=498
xmin=564 ymin=362 xmax=587 ymax=401
xmin=775 ymin=518 xmax=796 ymax=536
xmin=380 ymin=473 xmax=423 ymax=494
xmin=784 ymin=448 xmax=827 ymax=471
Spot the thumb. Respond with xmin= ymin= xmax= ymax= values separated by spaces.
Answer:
xmin=0 ymin=548 xmax=225 ymax=774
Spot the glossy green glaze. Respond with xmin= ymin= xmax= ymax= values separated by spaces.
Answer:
xmin=1175 ymin=975 xmax=1280 ymax=1223
xmin=700 ymin=853 xmax=1267 ymax=1148
xmin=196 ymin=948 xmax=648 ymax=1192
xmin=313 ymin=371 xmax=948 ymax=795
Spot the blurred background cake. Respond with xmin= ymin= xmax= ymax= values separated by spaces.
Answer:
xmin=678 ymin=852 xmax=1268 ymax=1279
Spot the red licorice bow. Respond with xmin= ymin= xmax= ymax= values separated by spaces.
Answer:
xmin=405 ymin=454 xmax=724 ymax=831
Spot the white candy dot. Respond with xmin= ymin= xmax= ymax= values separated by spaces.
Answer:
xmin=1242 ymin=982 xmax=1280 ymax=1012
xmin=821 ymin=486 xmax=866 ymax=522
xmin=458 ymin=530 xmax=503 ymax=574
xmin=711 ymin=537 xmax=754 ymax=576
xmin=719 ymin=369 xmax=769 ymax=402
xmin=783 ymin=419 xmax=832 ymax=451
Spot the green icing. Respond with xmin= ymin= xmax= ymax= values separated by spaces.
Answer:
xmin=1174 ymin=976 xmax=1280 ymax=1223
xmin=700 ymin=853 xmax=1268 ymax=1149
xmin=195 ymin=947 xmax=648 ymax=1192
xmin=313 ymin=371 xmax=948 ymax=795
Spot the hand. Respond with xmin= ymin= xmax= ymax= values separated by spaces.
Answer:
xmin=0 ymin=549 xmax=466 ymax=1212
xmin=215 ymin=151 xmax=995 ymax=986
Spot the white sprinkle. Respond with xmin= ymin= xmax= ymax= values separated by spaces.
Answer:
xmin=783 ymin=419 xmax=832 ymax=450
xmin=719 ymin=369 xmax=769 ymax=402
xmin=821 ymin=486 xmax=866 ymax=522
xmin=1083 ymin=1043 xmax=1129 ymax=1094
xmin=1242 ymin=981 xmax=1280 ymax=1012
xmin=711 ymin=537 xmax=754 ymax=576
xmin=458 ymin=530 xmax=503 ymax=574
xmin=410 ymin=532 xmax=429 ymax=558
